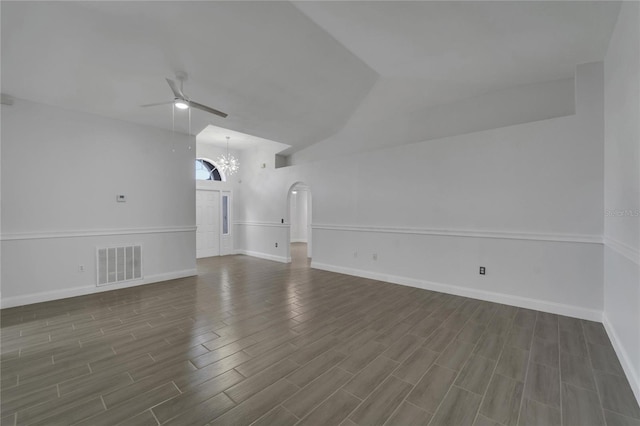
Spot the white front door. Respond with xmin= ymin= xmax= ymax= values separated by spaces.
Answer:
xmin=196 ymin=190 xmax=220 ymax=258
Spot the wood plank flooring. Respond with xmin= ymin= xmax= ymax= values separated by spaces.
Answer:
xmin=1 ymin=243 xmax=639 ymax=426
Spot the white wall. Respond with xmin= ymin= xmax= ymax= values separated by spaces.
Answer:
xmin=1 ymin=99 xmax=197 ymax=307
xmin=290 ymin=76 xmax=575 ymax=165
xmin=235 ymin=62 xmax=605 ymax=320
xmin=290 ymin=189 xmax=308 ymax=243
xmin=233 ymin=147 xmax=292 ymax=263
xmin=603 ymin=1 xmax=640 ymax=403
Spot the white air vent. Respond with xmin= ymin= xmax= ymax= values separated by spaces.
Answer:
xmin=96 ymin=245 xmax=142 ymax=286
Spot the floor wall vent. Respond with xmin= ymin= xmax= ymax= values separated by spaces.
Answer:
xmin=96 ymin=245 xmax=142 ymax=286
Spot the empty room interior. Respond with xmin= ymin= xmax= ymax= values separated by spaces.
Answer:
xmin=1 ymin=1 xmax=639 ymax=425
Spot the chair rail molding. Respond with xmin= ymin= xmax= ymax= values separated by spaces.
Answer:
xmin=312 ymin=224 xmax=602 ymax=244
xmin=234 ymin=221 xmax=289 ymax=228
xmin=603 ymin=236 xmax=640 ymax=265
xmin=1 ymin=226 xmax=197 ymax=241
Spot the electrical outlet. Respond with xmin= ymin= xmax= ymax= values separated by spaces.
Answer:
xmin=275 ymin=242 xmax=278 ymax=248
xmin=372 ymin=253 xmax=378 ymax=261
xmin=479 ymin=266 xmax=486 ymax=275
xmin=79 ymin=265 xmax=85 ymax=272
xmin=353 ymin=251 xmax=358 ymax=258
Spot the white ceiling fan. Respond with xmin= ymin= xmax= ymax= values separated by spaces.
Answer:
xmin=142 ymin=72 xmax=228 ymax=118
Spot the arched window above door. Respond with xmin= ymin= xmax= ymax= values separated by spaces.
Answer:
xmin=195 ymin=158 xmax=223 ymax=181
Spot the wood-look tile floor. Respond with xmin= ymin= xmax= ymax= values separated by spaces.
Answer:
xmin=2 ymin=243 xmax=639 ymax=426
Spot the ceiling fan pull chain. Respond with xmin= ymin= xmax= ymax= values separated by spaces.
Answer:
xmin=172 ymin=103 xmax=176 ymax=152
xmin=188 ymin=104 xmax=192 ymax=150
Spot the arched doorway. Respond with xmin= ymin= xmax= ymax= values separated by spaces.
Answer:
xmin=287 ymin=182 xmax=312 ymax=264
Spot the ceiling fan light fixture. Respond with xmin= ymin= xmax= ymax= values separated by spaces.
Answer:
xmin=174 ymin=99 xmax=189 ymax=110
xmin=142 ymin=76 xmax=227 ymax=118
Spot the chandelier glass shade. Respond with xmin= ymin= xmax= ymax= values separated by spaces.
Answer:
xmin=216 ymin=136 xmax=239 ymax=176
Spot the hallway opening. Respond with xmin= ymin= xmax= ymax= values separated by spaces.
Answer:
xmin=287 ymin=182 xmax=312 ymax=263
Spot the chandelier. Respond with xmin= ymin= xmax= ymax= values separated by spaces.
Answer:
xmin=216 ymin=136 xmax=239 ymax=176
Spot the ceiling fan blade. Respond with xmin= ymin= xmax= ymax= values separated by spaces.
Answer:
xmin=188 ymin=100 xmax=228 ymax=118
xmin=140 ymin=100 xmax=173 ymax=108
xmin=166 ymin=78 xmax=185 ymax=99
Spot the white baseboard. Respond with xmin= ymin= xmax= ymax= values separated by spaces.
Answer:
xmin=1 ymin=269 xmax=198 ymax=309
xmin=602 ymin=314 xmax=640 ymax=405
xmin=235 ymin=249 xmax=290 ymax=263
xmin=311 ymin=261 xmax=603 ymax=321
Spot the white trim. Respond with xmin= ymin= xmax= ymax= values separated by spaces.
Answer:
xmin=0 ymin=269 xmax=197 ymax=309
xmin=312 ymin=224 xmax=602 ymax=244
xmin=235 ymin=249 xmax=290 ymax=263
xmin=310 ymin=261 xmax=603 ymax=321
xmin=290 ymin=239 xmax=308 ymax=243
xmin=604 ymin=236 xmax=640 ymax=265
xmin=1 ymin=226 xmax=196 ymax=241
xmin=219 ymin=190 xmax=234 ymax=256
xmin=196 ymin=181 xmax=233 ymax=191
xmin=603 ymin=314 xmax=640 ymax=405
xmin=234 ymin=221 xmax=289 ymax=228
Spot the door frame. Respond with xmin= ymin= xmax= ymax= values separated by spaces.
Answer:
xmin=220 ymin=190 xmax=233 ymax=256
xmin=286 ymin=182 xmax=312 ymax=262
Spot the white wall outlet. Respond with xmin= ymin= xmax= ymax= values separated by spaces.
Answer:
xmin=353 ymin=251 xmax=358 ymax=258
xmin=78 ymin=265 xmax=85 ymax=272
xmin=372 ymin=253 xmax=378 ymax=261
xmin=116 ymin=194 xmax=127 ymax=202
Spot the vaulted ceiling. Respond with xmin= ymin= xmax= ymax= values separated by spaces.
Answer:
xmin=1 ymin=1 xmax=621 ymax=155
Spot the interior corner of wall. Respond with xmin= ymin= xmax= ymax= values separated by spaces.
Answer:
xmin=575 ymin=61 xmax=605 ymax=118
xmin=602 ymin=312 xmax=640 ymax=405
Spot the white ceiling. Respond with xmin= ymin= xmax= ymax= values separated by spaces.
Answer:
xmin=1 ymin=1 xmax=621 ymax=156
xmin=293 ymin=1 xmax=621 ymax=106
xmin=0 ymin=1 xmax=376 ymax=153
